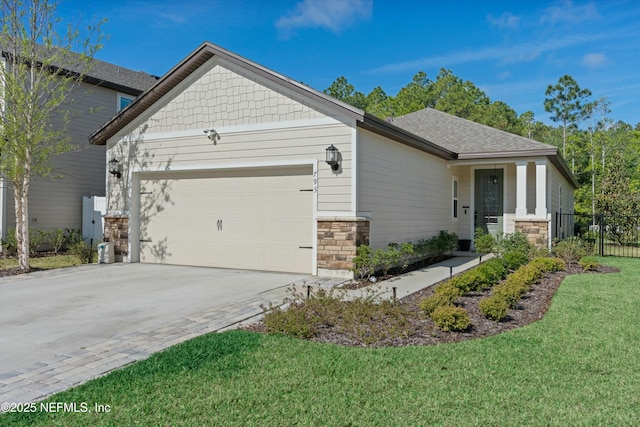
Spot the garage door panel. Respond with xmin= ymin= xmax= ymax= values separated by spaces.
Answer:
xmin=139 ymin=167 xmax=313 ymax=273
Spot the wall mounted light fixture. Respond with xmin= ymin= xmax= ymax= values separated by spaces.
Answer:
xmin=109 ymin=158 xmax=122 ymax=178
xmin=204 ymin=128 xmax=220 ymax=144
xmin=325 ymin=144 xmax=340 ymax=171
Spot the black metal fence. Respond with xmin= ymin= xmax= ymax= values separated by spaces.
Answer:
xmin=556 ymin=212 xmax=640 ymax=258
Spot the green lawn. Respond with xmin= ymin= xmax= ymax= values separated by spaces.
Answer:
xmin=3 ymin=257 xmax=639 ymax=426
xmin=0 ymin=254 xmax=84 ymax=271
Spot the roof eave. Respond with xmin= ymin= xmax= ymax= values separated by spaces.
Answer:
xmin=458 ymin=149 xmax=579 ymax=189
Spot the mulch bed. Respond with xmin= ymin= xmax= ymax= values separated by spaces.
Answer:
xmin=0 ymin=266 xmax=41 ymax=277
xmin=246 ymin=263 xmax=619 ymax=347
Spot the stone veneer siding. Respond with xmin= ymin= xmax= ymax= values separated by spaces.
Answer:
xmin=104 ymin=216 xmax=129 ymax=259
xmin=317 ymin=218 xmax=370 ymax=272
xmin=515 ymin=219 xmax=549 ymax=247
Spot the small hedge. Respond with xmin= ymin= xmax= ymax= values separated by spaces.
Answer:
xmin=480 ymin=257 xmax=566 ymax=320
xmin=419 ymin=292 xmax=455 ymax=315
xmin=430 ymin=305 xmax=471 ymax=332
xmin=478 ymin=296 xmax=509 ymax=321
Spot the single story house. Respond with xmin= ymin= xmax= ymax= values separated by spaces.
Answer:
xmin=89 ymin=42 xmax=577 ymax=277
xmin=0 ymin=48 xmax=158 ymax=242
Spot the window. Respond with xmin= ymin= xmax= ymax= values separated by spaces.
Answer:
xmin=452 ymin=177 xmax=458 ymax=220
xmin=117 ymin=94 xmax=134 ymax=111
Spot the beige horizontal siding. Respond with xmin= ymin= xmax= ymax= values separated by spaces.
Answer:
xmin=357 ymin=129 xmax=455 ymax=248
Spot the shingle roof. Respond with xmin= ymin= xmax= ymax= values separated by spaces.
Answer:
xmin=0 ymin=43 xmax=158 ymax=95
xmin=392 ymin=108 xmax=556 ymax=156
xmin=83 ymin=56 xmax=159 ymax=94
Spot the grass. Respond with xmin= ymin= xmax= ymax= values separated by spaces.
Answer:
xmin=0 ymin=254 xmax=84 ymax=271
xmin=2 ymin=257 xmax=639 ymax=426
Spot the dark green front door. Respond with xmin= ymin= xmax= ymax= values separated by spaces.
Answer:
xmin=475 ymin=169 xmax=504 ymax=238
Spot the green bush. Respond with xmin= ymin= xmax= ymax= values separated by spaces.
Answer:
xmin=48 ymin=228 xmax=65 ymax=254
xmin=493 ymin=281 xmax=529 ymax=308
xmin=474 ymin=227 xmax=496 ymax=254
xmin=430 ymin=305 xmax=471 ymax=332
xmin=529 ymin=257 xmax=565 ymax=272
xmin=264 ymin=286 xmax=416 ymax=344
xmin=379 ymin=245 xmax=401 ymax=277
xmin=262 ymin=304 xmax=319 ymax=339
xmin=29 ymin=228 xmax=48 ymax=256
xmin=69 ymin=240 xmax=97 ymax=264
xmin=1 ymin=228 xmax=17 ymax=256
xmin=352 ymin=245 xmax=380 ymax=279
xmin=479 ymin=296 xmax=509 ymax=321
xmin=419 ymin=293 xmax=454 ymax=315
xmin=476 ymin=259 xmax=508 ymax=286
xmin=552 ymin=236 xmax=593 ymax=264
xmin=434 ymin=282 xmax=464 ymax=300
xmin=579 ymin=257 xmax=600 ymax=272
xmin=495 ymin=231 xmax=532 ymax=256
xmin=502 ymin=250 xmax=530 ymax=271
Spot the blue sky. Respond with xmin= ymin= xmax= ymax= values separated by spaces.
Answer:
xmin=57 ymin=0 xmax=640 ymax=126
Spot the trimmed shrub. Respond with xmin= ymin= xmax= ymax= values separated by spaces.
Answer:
xmin=493 ymin=281 xmax=529 ymax=308
xmin=479 ymin=296 xmax=509 ymax=321
xmin=502 ymin=250 xmax=530 ymax=271
xmin=529 ymin=257 xmax=566 ymax=272
xmin=476 ymin=258 xmax=508 ymax=286
xmin=419 ymin=293 xmax=454 ymax=315
xmin=434 ymin=282 xmax=464 ymax=300
xmin=579 ymin=257 xmax=600 ymax=272
xmin=430 ymin=305 xmax=471 ymax=332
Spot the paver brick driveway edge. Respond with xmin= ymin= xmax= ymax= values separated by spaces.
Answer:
xmin=0 ymin=267 xmax=343 ymax=407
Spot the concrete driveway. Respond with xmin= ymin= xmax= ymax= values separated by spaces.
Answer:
xmin=0 ymin=263 xmax=340 ymax=404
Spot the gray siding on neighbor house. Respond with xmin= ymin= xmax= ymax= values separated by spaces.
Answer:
xmin=4 ymin=84 xmax=120 ymax=234
xmin=357 ymin=128 xmax=456 ymax=248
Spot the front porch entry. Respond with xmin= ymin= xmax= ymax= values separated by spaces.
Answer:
xmin=475 ymin=169 xmax=504 ymax=239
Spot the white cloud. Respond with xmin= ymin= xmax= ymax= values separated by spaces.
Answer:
xmin=582 ymin=53 xmax=608 ymax=68
xmin=540 ymin=0 xmax=600 ymax=24
xmin=276 ymin=0 xmax=372 ymax=35
xmin=368 ymin=32 xmax=608 ymax=74
xmin=487 ymin=12 xmax=520 ymax=29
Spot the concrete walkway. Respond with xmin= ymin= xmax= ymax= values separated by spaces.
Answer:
xmin=339 ymin=251 xmax=491 ymax=301
xmin=0 ymin=253 xmax=484 ymax=406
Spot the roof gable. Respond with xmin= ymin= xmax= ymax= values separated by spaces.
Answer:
xmin=89 ymin=42 xmax=455 ymax=160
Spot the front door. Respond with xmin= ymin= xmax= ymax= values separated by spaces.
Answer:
xmin=475 ymin=169 xmax=504 ymax=238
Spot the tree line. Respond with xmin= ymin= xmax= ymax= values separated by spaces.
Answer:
xmin=324 ymin=71 xmax=640 ymax=221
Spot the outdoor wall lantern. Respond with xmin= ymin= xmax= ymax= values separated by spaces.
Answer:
xmin=109 ymin=158 xmax=122 ymax=178
xmin=325 ymin=144 xmax=340 ymax=171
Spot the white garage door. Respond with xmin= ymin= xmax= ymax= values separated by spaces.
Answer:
xmin=139 ymin=166 xmax=314 ymax=273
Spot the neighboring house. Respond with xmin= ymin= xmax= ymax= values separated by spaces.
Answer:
xmin=0 ymin=49 xmax=158 ymax=241
xmin=89 ymin=42 xmax=578 ymax=277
